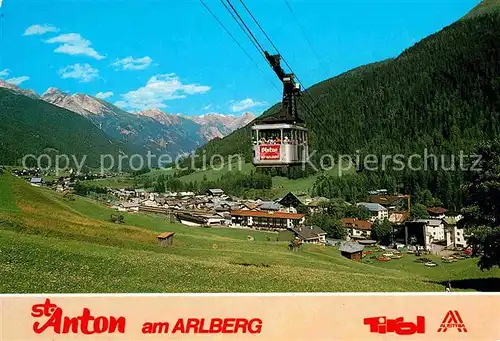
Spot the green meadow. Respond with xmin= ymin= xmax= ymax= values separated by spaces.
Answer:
xmin=1 ymin=173 xmax=498 ymax=293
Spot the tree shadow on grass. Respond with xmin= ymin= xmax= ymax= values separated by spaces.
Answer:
xmin=431 ymin=278 xmax=500 ymax=292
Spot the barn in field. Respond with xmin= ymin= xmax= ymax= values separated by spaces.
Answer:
xmin=339 ymin=243 xmax=365 ymax=261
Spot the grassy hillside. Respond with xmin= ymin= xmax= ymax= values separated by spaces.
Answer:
xmin=1 ymin=172 xmax=499 ymax=293
xmin=0 ymin=88 xmax=129 ymax=168
xmin=190 ymin=11 xmax=500 ymax=209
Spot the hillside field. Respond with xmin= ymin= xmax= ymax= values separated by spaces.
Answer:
xmin=1 ymin=173 xmax=499 ymax=293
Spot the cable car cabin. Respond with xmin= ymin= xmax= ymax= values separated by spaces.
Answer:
xmin=252 ymin=123 xmax=308 ymax=167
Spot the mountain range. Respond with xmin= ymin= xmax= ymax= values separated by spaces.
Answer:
xmin=0 ymin=81 xmax=255 ymax=163
xmin=0 ymin=87 xmax=128 ymax=168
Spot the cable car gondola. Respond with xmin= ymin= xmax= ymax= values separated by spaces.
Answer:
xmin=252 ymin=51 xmax=309 ymax=167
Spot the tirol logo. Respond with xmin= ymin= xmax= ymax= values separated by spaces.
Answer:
xmin=259 ymin=144 xmax=280 ymax=160
xmin=364 ymin=316 xmax=425 ymax=335
xmin=437 ymin=310 xmax=467 ymax=333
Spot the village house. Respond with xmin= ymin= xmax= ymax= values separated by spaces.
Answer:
xmin=230 ymin=210 xmax=305 ymax=230
xmin=240 ymin=202 xmax=260 ymax=211
xmin=415 ymin=219 xmax=445 ymax=246
xmin=148 ymin=193 xmax=158 ymax=201
xmin=341 ymin=218 xmax=373 ymax=240
xmin=259 ymin=201 xmax=283 ymax=212
xmin=207 ymin=188 xmax=224 ymax=196
xmin=156 ymin=197 xmax=167 ymax=206
xmin=117 ymin=202 xmax=140 ymax=212
xmin=444 ymin=217 xmax=467 ymax=248
xmin=367 ymin=194 xmax=410 ymax=213
xmin=177 ymin=212 xmax=225 ymax=227
xmin=445 ymin=210 xmax=463 ymax=221
xmin=142 ymin=199 xmax=158 ymax=207
xmin=291 ymin=225 xmax=327 ymax=244
xmin=179 ymin=191 xmax=196 ymax=197
xmin=306 ymin=197 xmax=330 ymax=214
xmin=135 ymin=189 xmax=147 ymax=198
xmin=368 ymin=189 xmax=388 ymax=196
xmin=130 ymin=197 xmax=142 ymax=204
xmin=357 ymin=202 xmax=389 ymax=221
xmin=278 ymin=192 xmax=304 ymax=214
xmin=165 ymin=200 xmax=183 ymax=210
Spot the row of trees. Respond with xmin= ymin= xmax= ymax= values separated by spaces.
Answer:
xmin=459 ymin=138 xmax=500 ymax=270
xmin=312 ymin=168 xmax=463 ymax=209
xmin=144 ymin=171 xmax=273 ymax=198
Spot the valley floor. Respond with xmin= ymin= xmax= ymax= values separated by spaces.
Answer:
xmin=1 ymin=173 xmax=499 ymax=293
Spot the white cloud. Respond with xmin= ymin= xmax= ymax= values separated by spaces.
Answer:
xmin=0 ymin=0 xmax=3 ymax=8
xmin=112 ymin=56 xmax=152 ymax=70
xmin=202 ymin=104 xmax=213 ymax=111
xmin=0 ymin=69 xmax=10 ymax=77
xmin=23 ymin=24 xmax=59 ymax=36
xmin=59 ymin=63 xmax=99 ymax=83
xmin=230 ymin=98 xmax=267 ymax=112
xmin=5 ymin=76 xmax=30 ymax=85
xmin=95 ymin=91 xmax=113 ymax=100
xmin=115 ymin=73 xmax=210 ymax=111
xmin=45 ymin=33 xmax=105 ymax=60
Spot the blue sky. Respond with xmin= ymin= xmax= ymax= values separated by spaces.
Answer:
xmin=0 ymin=0 xmax=480 ymax=116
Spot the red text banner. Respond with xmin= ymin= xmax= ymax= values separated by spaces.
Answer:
xmin=259 ymin=144 xmax=280 ymax=160
xmin=0 ymin=293 xmax=499 ymax=341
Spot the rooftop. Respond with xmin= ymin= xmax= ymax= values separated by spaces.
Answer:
xmin=357 ymin=202 xmax=387 ymax=212
xmin=427 ymin=207 xmax=448 ymax=215
xmin=259 ymin=201 xmax=283 ymax=211
xmin=231 ymin=210 xmax=304 ymax=220
xmin=208 ymin=189 xmax=224 ymax=194
xmin=415 ymin=219 xmax=443 ymax=226
xmin=292 ymin=226 xmax=327 ymax=240
xmin=389 ymin=212 xmax=410 ymax=224
xmin=339 ymin=242 xmax=365 ymax=253
xmin=120 ymin=202 xmax=139 ymax=208
xmin=341 ymin=218 xmax=373 ymax=230
xmin=367 ymin=195 xmax=408 ymax=205
xmin=157 ymin=232 xmax=174 ymax=239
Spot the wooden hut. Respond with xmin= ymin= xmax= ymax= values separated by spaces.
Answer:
xmin=157 ymin=232 xmax=174 ymax=247
xmin=339 ymin=243 xmax=365 ymax=261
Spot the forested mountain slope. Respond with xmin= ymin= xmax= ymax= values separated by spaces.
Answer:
xmin=463 ymin=0 xmax=500 ymax=19
xmin=0 ymin=88 xmax=129 ymax=168
xmin=189 ymin=9 xmax=500 ymax=209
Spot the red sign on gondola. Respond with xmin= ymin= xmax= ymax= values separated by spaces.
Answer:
xmin=259 ymin=145 xmax=280 ymax=160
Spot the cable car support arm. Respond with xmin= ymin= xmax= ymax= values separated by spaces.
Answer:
xmin=263 ymin=51 xmax=302 ymax=124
